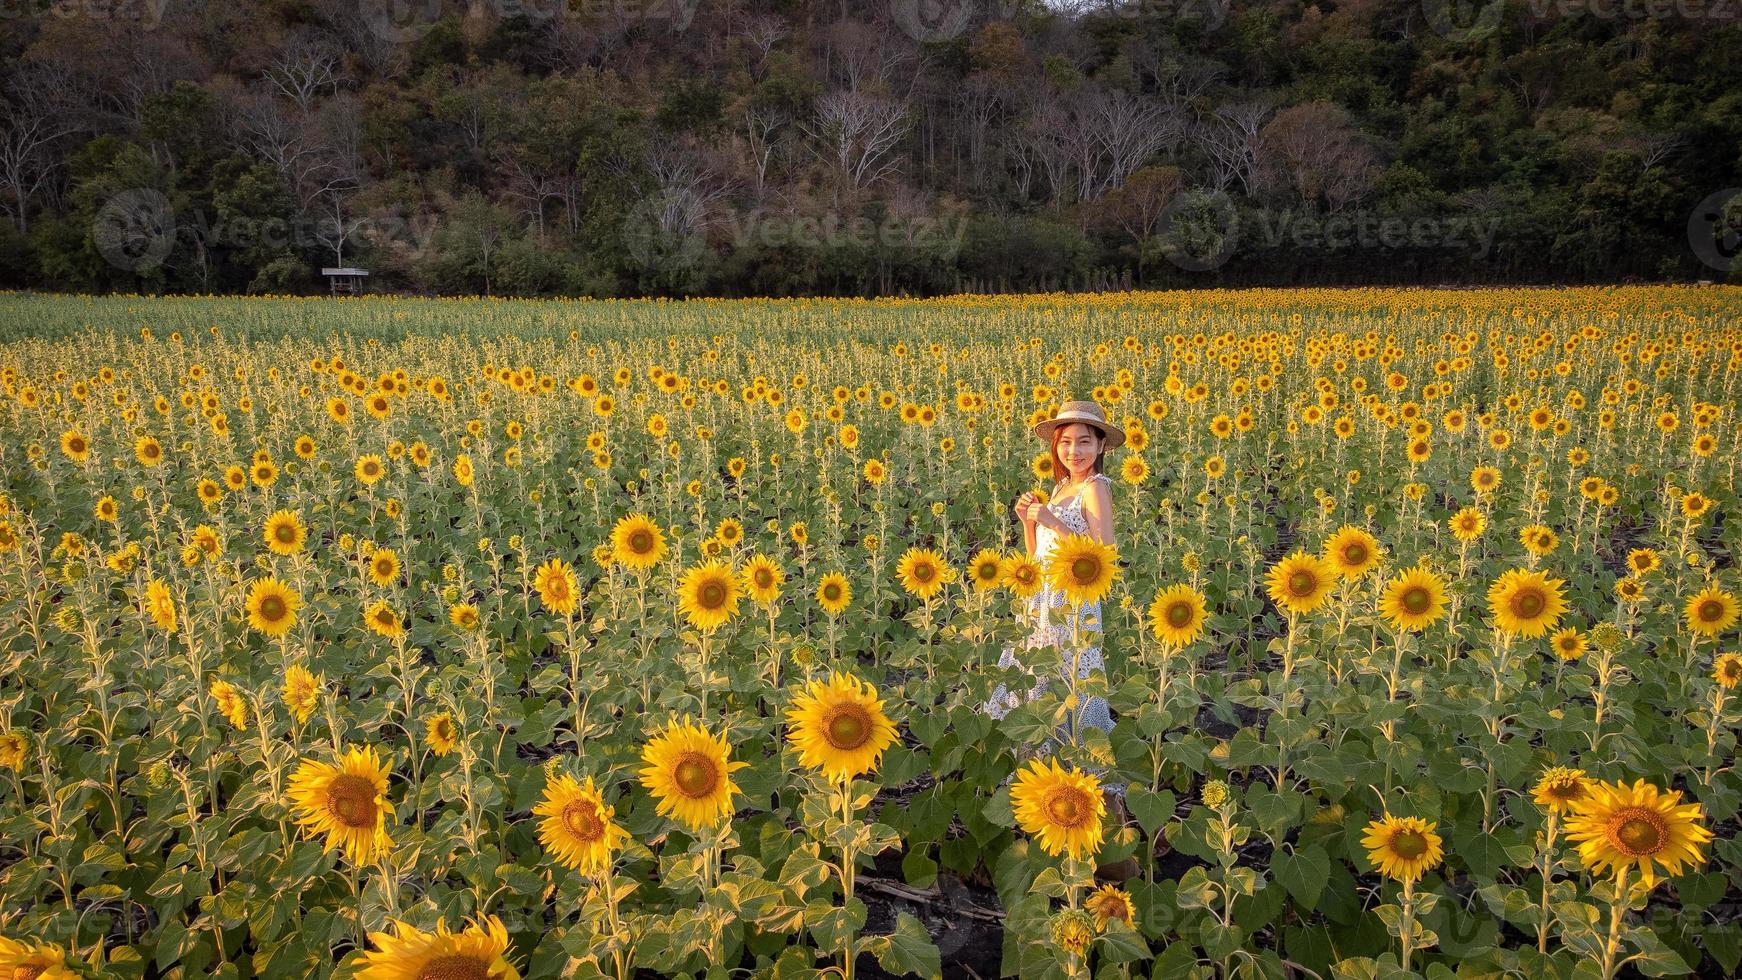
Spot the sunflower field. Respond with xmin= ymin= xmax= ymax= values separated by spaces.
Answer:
xmin=1 ymin=286 xmax=1741 ymax=980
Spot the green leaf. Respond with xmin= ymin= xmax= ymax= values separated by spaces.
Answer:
xmin=1272 ymin=845 xmax=1330 ymax=912
xmin=865 ymin=912 xmax=941 ymax=979
xmin=1127 ymin=787 xmax=1177 ymax=837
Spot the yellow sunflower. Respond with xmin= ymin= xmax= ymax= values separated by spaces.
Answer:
xmin=1449 ymin=506 xmax=1485 ymax=542
xmin=896 ymin=547 xmax=947 ymax=600
xmin=534 ymin=773 xmax=628 ymax=876
xmin=1551 ymin=627 xmax=1587 ymax=662
xmin=785 ymin=672 xmax=899 ymax=782
xmin=1001 ymin=554 xmax=1044 ymax=599
xmin=283 ymin=664 xmax=321 ymax=725
xmin=1377 ymin=568 xmax=1448 ymax=633
xmin=1684 ymin=585 xmax=1740 ymax=639
xmin=1265 ymin=550 xmax=1338 ymax=616
xmin=1361 ymin=813 xmax=1445 ymax=883
xmin=286 ymin=744 xmax=393 ymax=866
xmin=533 ymin=557 xmax=579 ymax=618
xmin=1562 ymin=778 xmax=1712 ymax=887
xmin=144 ymin=578 xmax=177 ymax=633
xmin=1324 ymin=525 xmax=1381 ymax=579
xmin=0 ymin=732 xmax=28 ymax=769
xmin=741 ymin=553 xmax=785 ymax=605
xmin=1714 ymin=653 xmax=1742 ymax=689
xmin=1147 ymin=584 xmax=1207 ymax=649
xmin=1009 ymin=757 xmax=1106 ymax=860
xmin=1085 ymin=883 xmax=1135 ymax=930
xmin=262 ymin=509 xmax=306 ymax=556
xmin=246 ymin=577 xmax=302 ymax=637
xmin=354 ymin=454 xmax=385 ymax=486
xmin=1486 ymin=568 xmax=1568 ymax=639
xmin=356 ymin=915 xmax=520 ymax=980
xmin=424 ymin=713 xmax=459 ymax=757
xmin=638 ymin=717 xmax=747 ymax=830
xmin=967 ymin=548 xmax=1004 ymax=593
xmin=367 ymin=547 xmax=401 ymax=587
xmin=816 ymin=572 xmax=852 ymax=616
xmin=1520 ymin=524 xmax=1559 ymax=557
xmin=1531 ymin=766 xmax=1591 ymax=815
xmin=678 ymin=559 xmax=741 ymax=632
xmin=0 ymin=936 xmax=75 ymax=980
xmin=364 ymin=600 xmax=403 ymax=639
xmin=610 ymin=513 xmax=667 ymax=571
xmin=1047 ymin=533 xmax=1121 ymax=606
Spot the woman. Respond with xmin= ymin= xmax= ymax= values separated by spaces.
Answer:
xmin=985 ymin=400 xmax=1136 ymax=880
xmin=984 ymin=400 xmax=1122 ymax=739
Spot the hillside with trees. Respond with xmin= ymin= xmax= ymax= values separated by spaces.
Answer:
xmin=2 ymin=0 xmax=1739 ymax=296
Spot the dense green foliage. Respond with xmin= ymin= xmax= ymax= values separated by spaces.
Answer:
xmin=2 ymin=1 xmax=1740 ymax=296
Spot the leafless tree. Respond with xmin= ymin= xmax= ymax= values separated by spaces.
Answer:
xmin=1193 ymin=99 xmax=1271 ymax=195
xmin=803 ymin=90 xmax=911 ymax=191
xmin=739 ymin=104 xmax=787 ymax=199
xmin=1016 ymin=89 xmax=1179 ymax=205
xmin=740 ymin=14 xmax=789 ymax=79
xmin=266 ymin=32 xmax=346 ymax=112
xmin=1257 ymin=101 xmax=1377 ymax=211
xmin=0 ymin=64 xmax=90 ymax=233
xmin=1636 ymin=131 xmax=1685 ymax=172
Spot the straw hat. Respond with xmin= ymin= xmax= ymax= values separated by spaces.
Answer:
xmin=1033 ymin=400 xmax=1126 ymax=450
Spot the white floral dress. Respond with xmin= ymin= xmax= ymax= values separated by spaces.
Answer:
xmin=983 ymin=472 xmax=1115 ymax=740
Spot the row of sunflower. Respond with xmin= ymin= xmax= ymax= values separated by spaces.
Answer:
xmin=0 ymin=286 xmax=1737 ymax=979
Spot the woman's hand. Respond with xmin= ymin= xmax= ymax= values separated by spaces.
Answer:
xmin=1014 ymin=491 xmax=1037 ymax=525
xmin=1022 ymin=499 xmax=1050 ymax=527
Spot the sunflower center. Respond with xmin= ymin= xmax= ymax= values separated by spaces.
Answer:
xmin=260 ymin=596 xmax=287 ymax=621
xmin=1288 ymin=571 xmax=1317 ymax=596
xmin=1401 ymin=586 xmax=1430 ymax=613
xmin=325 ymin=774 xmax=377 ymax=829
xmin=1342 ymin=543 xmax=1368 ymax=565
xmin=1044 ymin=786 xmax=1092 ymax=829
xmin=1548 ymin=781 xmax=1584 ymax=803
xmin=629 ymin=530 xmax=653 ymax=554
xmin=1699 ymin=600 xmax=1724 ymax=622
xmin=1390 ymin=830 xmax=1428 ymax=859
xmin=823 ymin=584 xmax=841 ymax=601
xmin=824 ymin=706 xmax=872 ymax=751
xmin=699 ymin=580 xmax=726 ymax=609
xmin=276 ymin=525 xmax=296 ymax=543
xmin=1608 ymin=807 xmax=1666 ymax=857
xmin=1071 ymin=557 xmax=1100 ymax=584
xmin=562 ymin=800 xmax=604 ymax=842
xmin=914 ymin=563 xmax=934 ymax=582
xmin=1510 ymin=589 xmax=1545 ymax=619
xmin=755 ymin=569 xmax=774 ymax=588
xmin=15 ymin=963 xmax=47 ymax=980
xmin=415 ymin=954 xmax=491 ymax=980
xmin=673 ymin=753 xmax=718 ymax=798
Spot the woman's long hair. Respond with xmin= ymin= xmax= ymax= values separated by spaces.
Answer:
xmin=1048 ymin=422 xmax=1105 ymax=485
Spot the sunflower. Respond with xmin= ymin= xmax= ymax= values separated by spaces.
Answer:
xmin=355 ymin=454 xmax=385 ymax=486
xmin=1551 ymin=627 xmax=1587 ymax=661
xmin=533 ymin=557 xmax=580 ymax=618
xmin=1147 ymin=584 xmax=1207 ymax=649
xmin=1562 ymin=778 xmax=1712 ymax=887
xmin=714 ymin=517 xmax=744 ymax=548
xmin=1120 ymin=455 xmax=1149 ymax=485
xmin=785 ymin=672 xmax=899 ymax=782
xmin=1378 ymin=568 xmax=1448 ymax=633
xmin=1085 ymin=883 xmax=1135 ymax=930
xmin=134 ymin=434 xmax=164 ymax=467
xmin=0 ymin=936 xmax=75 ymax=980
xmin=59 ymin=429 xmax=90 ymax=463
xmin=638 ymin=717 xmax=747 ymax=830
xmin=610 ymin=513 xmax=666 ymax=571
xmin=1531 ymin=766 xmax=1591 ymax=815
xmin=286 ymin=744 xmax=393 ymax=866
xmin=1627 ymin=548 xmax=1661 ymax=576
xmin=284 ymin=664 xmax=321 ymax=724
xmin=1047 ymin=533 xmax=1121 ymax=606
xmin=1324 ymin=526 xmax=1381 ymax=579
xmin=355 ymin=598 xmax=400 ymax=638
xmin=1471 ymin=466 xmax=1501 ymax=494
xmin=741 ymin=553 xmax=785 ymax=605
xmin=1615 ymin=577 xmax=1644 ymax=603
xmin=1448 ymin=506 xmax=1485 ymax=541
xmin=1684 ymin=585 xmax=1740 ymax=639
xmin=1487 ymin=568 xmax=1568 ymax=639
xmin=0 ymin=733 xmax=28 ymax=769
xmin=263 ymin=509 xmax=306 ymax=556
xmin=1010 ymin=757 xmax=1106 ymax=860
xmin=1266 ymin=550 xmax=1338 ymax=616
xmin=246 ymin=577 xmax=302 ymax=637
xmin=356 ymin=915 xmax=520 ymax=980
xmin=862 ymin=458 xmax=887 ymax=485
xmin=816 ymin=572 xmax=852 ymax=616
xmin=678 ymin=559 xmax=740 ymax=632
xmin=449 ymin=602 xmax=480 ymax=631
xmin=1714 ymin=653 xmax=1742 ymax=689
xmin=1001 ymin=554 xmax=1044 ymax=599
xmin=368 ymin=547 xmax=401 ymax=587
xmin=534 ymin=773 xmax=627 ymax=875
xmin=896 ymin=547 xmax=948 ymax=600
xmin=145 ymin=578 xmax=177 ymax=633
xmin=424 ymin=713 xmax=459 ymax=757
xmin=1361 ymin=813 xmax=1445 ymax=883
xmin=967 ymin=549 xmax=1004 ymax=593
xmin=1051 ymin=909 xmax=1095 ymax=955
